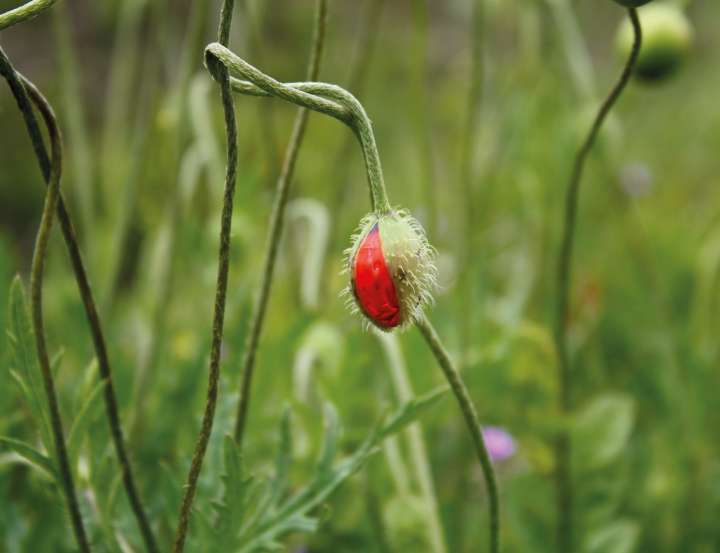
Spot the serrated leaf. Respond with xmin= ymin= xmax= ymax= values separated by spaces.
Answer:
xmin=585 ymin=519 xmax=640 ymax=553
xmin=572 ymin=393 xmax=635 ymax=471
xmin=0 ymin=435 xmax=56 ymax=479
xmin=6 ymin=276 xmax=53 ymax=451
xmin=213 ymin=435 xmax=257 ymax=550
xmin=232 ymin=388 xmax=448 ymax=553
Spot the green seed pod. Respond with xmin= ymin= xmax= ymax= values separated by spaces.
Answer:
xmin=616 ymin=4 xmax=693 ymax=82
xmin=612 ymin=0 xmax=654 ymax=7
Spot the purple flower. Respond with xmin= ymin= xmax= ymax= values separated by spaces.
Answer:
xmin=482 ymin=426 xmax=516 ymax=463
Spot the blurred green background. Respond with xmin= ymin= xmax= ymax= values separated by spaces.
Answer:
xmin=1 ymin=0 xmax=719 ymax=551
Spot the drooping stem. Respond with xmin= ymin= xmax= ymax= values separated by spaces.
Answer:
xmin=415 ymin=314 xmax=499 ymax=553
xmin=205 ymin=43 xmax=392 ymax=215
xmin=22 ymin=71 xmax=91 ymax=553
xmin=171 ymin=0 xmax=237 ymax=550
xmin=552 ymin=9 xmax=641 ymax=553
xmin=0 ymin=0 xmax=56 ymax=30
xmin=0 ymin=49 xmax=158 ymax=553
xmin=233 ymin=0 xmax=328 ymax=446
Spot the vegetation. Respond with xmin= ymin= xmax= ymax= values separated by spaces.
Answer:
xmin=1 ymin=1 xmax=719 ymax=552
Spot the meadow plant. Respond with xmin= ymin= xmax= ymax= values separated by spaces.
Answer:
xmin=204 ymin=21 xmax=501 ymax=553
xmin=1 ymin=11 xmax=158 ymax=552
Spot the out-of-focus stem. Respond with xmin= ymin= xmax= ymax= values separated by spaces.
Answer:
xmin=233 ymin=0 xmax=329 ymax=446
xmin=552 ymin=9 xmax=641 ymax=553
xmin=376 ymin=331 xmax=447 ymax=553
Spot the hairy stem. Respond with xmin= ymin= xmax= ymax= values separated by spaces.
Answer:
xmin=0 ymin=0 xmax=56 ymax=30
xmin=0 ymin=49 xmax=158 ymax=553
xmin=23 ymin=71 xmax=91 ymax=553
xmin=552 ymin=9 xmax=641 ymax=553
xmin=172 ymin=0 xmax=237 ymax=550
xmin=205 ymin=44 xmax=392 ymax=214
xmin=233 ymin=0 xmax=328 ymax=446
xmin=416 ymin=315 xmax=499 ymax=553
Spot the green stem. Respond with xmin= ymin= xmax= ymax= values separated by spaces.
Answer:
xmin=552 ymin=8 xmax=641 ymax=553
xmin=205 ymin=43 xmax=392 ymax=214
xmin=0 ymin=49 xmax=158 ymax=553
xmin=233 ymin=0 xmax=328 ymax=446
xmin=415 ymin=315 xmax=499 ymax=553
xmin=172 ymin=1 xmax=237 ymax=551
xmin=0 ymin=0 xmax=56 ymax=30
xmin=22 ymin=70 xmax=91 ymax=553
xmin=376 ymin=331 xmax=447 ymax=553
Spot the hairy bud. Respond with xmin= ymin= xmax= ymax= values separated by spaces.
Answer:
xmin=344 ymin=211 xmax=437 ymax=331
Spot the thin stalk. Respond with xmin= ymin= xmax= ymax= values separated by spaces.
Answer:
xmin=23 ymin=72 xmax=91 ymax=553
xmin=52 ymin=2 xmax=95 ymax=240
xmin=171 ymin=0 xmax=238 ymax=550
xmin=459 ymin=0 xmax=485 ymax=367
xmin=415 ymin=314 xmax=499 ymax=553
xmin=454 ymin=3 xmax=485 ymax=544
xmin=233 ymin=0 xmax=328 ymax=446
xmin=129 ymin=0 xmax=211 ymax=445
xmin=328 ymin=0 xmax=385 ymax=238
xmin=0 ymin=0 xmax=56 ymax=30
xmin=0 ymin=50 xmax=158 ymax=553
xmin=411 ymin=0 xmax=436 ymax=238
xmin=365 ymin=474 xmax=394 ymax=553
xmin=552 ymin=9 xmax=641 ymax=553
xmin=376 ymin=331 xmax=447 ymax=553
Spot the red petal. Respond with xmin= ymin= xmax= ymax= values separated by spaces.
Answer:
xmin=352 ymin=224 xmax=401 ymax=328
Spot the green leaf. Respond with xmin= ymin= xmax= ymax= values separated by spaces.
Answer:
xmin=585 ymin=519 xmax=640 ymax=553
xmin=222 ymin=387 xmax=449 ymax=553
xmin=0 ymin=435 xmax=56 ymax=480
xmin=6 ymin=276 xmax=53 ymax=451
xmin=572 ymin=393 xmax=635 ymax=471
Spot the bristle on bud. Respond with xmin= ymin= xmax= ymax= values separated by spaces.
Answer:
xmin=343 ymin=211 xmax=437 ymax=331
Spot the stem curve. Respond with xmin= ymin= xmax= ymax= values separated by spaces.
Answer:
xmin=23 ymin=72 xmax=91 ymax=553
xmin=205 ymin=42 xmax=392 ymax=214
xmin=0 ymin=48 xmax=158 ymax=553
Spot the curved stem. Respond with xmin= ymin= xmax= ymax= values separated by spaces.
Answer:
xmin=0 ymin=49 xmax=158 ymax=553
xmin=0 ymin=0 xmax=56 ymax=30
xmin=172 ymin=1 xmax=237 ymax=551
xmin=415 ymin=314 xmax=499 ymax=553
xmin=552 ymin=9 xmax=641 ymax=553
xmin=22 ymin=73 xmax=91 ymax=553
xmin=233 ymin=0 xmax=328 ymax=445
xmin=205 ymin=43 xmax=392 ymax=214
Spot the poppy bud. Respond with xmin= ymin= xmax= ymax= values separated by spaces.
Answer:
xmin=344 ymin=211 xmax=437 ymax=331
xmin=616 ymin=4 xmax=693 ymax=82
